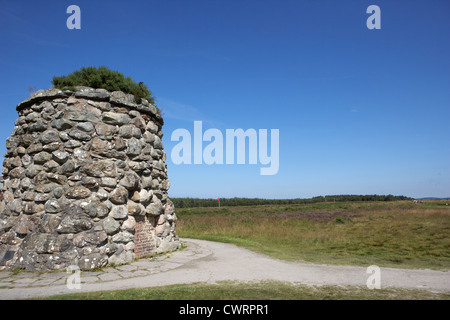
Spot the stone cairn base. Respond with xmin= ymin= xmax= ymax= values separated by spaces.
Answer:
xmin=0 ymin=87 xmax=180 ymax=271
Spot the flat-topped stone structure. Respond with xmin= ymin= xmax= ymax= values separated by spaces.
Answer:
xmin=0 ymin=87 xmax=180 ymax=271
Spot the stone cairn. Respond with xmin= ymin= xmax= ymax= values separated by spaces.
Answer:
xmin=0 ymin=87 xmax=180 ymax=271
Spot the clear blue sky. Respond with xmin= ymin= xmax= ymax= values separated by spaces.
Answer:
xmin=1 ymin=0 xmax=449 ymax=199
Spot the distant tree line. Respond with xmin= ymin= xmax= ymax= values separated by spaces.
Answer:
xmin=171 ymin=194 xmax=412 ymax=208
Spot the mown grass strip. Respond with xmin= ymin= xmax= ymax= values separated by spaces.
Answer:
xmin=39 ymin=281 xmax=450 ymax=300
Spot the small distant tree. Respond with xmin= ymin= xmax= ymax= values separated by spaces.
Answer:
xmin=52 ymin=66 xmax=156 ymax=105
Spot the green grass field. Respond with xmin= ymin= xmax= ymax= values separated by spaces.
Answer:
xmin=177 ymin=200 xmax=450 ymax=270
xmin=42 ymin=281 xmax=449 ymax=300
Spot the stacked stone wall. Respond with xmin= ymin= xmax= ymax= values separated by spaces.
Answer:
xmin=0 ymin=87 xmax=180 ymax=271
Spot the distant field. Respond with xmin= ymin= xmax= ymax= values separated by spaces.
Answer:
xmin=177 ymin=200 xmax=450 ymax=270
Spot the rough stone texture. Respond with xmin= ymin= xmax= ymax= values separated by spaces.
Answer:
xmin=0 ymin=87 xmax=179 ymax=271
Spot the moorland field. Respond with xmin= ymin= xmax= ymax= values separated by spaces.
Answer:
xmin=177 ymin=200 xmax=450 ymax=270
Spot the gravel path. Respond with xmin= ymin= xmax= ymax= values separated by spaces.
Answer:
xmin=1 ymin=238 xmax=449 ymax=299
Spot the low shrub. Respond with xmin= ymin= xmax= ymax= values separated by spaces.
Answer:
xmin=52 ymin=66 xmax=156 ymax=105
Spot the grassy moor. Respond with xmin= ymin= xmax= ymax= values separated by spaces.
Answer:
xmin=177 ymin=200 xmax=450 ymax=270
